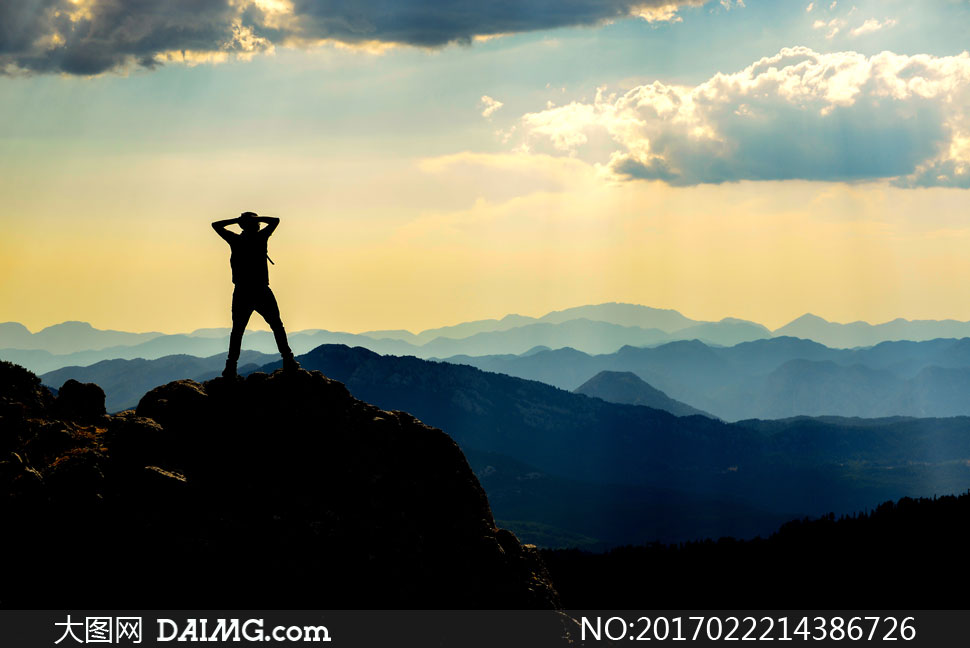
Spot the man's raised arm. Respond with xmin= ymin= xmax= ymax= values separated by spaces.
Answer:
xmin=258 ymin=216 xmax=280 ymax=237
xmin=212 ymin=217 xmax=238 ymax=242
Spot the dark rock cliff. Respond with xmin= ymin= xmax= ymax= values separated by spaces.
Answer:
xmin=0 ymin=360 xmax=561 ymax=612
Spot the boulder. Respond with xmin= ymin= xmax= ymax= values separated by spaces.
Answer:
xmin=54 ymin=379 xmax=105 ymax=420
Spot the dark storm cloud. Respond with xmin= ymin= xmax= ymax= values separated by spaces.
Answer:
xmin=0 ymin=0 xmax=707 ymax=76
xmin=287 ymin=0 xmax=649 ymax=47
xmin=1 ymin=0 xmax=244 ymax=75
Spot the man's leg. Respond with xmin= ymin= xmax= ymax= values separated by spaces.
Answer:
xmin=255 ymin=286 xmax=300 ymax=371
xmin=225 ymin=287 xmax=254 ymax=378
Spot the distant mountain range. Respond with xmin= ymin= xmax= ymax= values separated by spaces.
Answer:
xmin=775 ymin=312 xmax=970 ymax=348
xmin=360 ymin=304 xmax=700 ymax=344
xmin=2 ymin=306 xmax=769 ymax=374
xmin=21 ymin=302 xmax=970 ymax=374
xmin=0 ymin=321 xmax=164 ymax=354
xmin=445 ymin=336 xmax=970 ymax=420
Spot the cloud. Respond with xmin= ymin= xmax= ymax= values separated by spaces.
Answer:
xmin=480 ymin=95 xmax=504 ymax=118
xmin=808 ymin=0 xmax=894 ymax=41
xmin=633 ymin=3 xmax=689 ymax=23
xmin=812 ymin=17 xmax=846 ymax=39
xmin=515 ymin=47 xmax=970 ymax=188
xmin=850 ymin=18 xmax=898 ymax=37
xmin=1 ymin=0 xmax=713 ymax=76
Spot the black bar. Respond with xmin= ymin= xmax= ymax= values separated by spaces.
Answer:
xmin=1 ymin=610 xmax=966 ymax=648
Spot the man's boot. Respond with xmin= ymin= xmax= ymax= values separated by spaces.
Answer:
xmin=282 ymin=353 xmax=301 ymax=373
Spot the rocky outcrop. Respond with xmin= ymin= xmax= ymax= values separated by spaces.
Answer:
xmin=54 ymin=378 xmax=106 ymax=421
xmin=0 ymin=360 xmax=562 ymax=613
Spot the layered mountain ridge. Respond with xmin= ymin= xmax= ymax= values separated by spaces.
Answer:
xmin=451 ymin=336 xmax=970 ymax=420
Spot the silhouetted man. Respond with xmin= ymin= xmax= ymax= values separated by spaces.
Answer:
xmin=212 ymin=211 xmax=300 ymax=378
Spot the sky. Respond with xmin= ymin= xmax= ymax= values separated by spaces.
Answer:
xmin=3 ymin=0 xmax=970 ymax=334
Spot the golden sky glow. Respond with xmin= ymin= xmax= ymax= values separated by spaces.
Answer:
xmin=4 ymin=1 xmax=970 ymax=335
xmin=4 ymin=147 xmax=970 ymax=334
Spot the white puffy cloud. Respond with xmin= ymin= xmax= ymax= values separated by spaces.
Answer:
xmin=516 ymin=47 xmax=970 ymax=188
